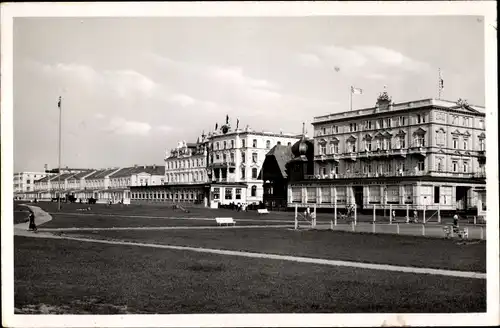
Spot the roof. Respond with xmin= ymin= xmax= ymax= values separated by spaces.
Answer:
xmin=110 ymin=167 xmax=138 ymax=179
xmin=133 ymin=165 xmax=164 ymax=176
xmin=68 ymin=170 xmax=95 ymax=180
xmin=86 ymin=168 xmax=118 ymax=180
xmin=265 ymin=145 xmax=294 ymax=179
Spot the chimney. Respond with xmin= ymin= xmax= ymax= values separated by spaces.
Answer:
xmin=153 ymin=164 xmax=156 ymax=169
xmin=134 ymin=164 xmax=137 ymax=168
xmin=143 ymin=165 xmax=146 ymax=169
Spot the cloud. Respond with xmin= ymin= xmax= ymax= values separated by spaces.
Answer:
xmin=168 ymin=94 xmax=196 ymax=107
xmin=207 ymin=66 xmax=278 ymax=90
xmin=156 ymin=125 xmax=174 ymax=134
xmin=105 ymin=117 xmax=152 ymax=136
xmin=298 ymin=44 xmax=429 ymax=74
xmin=39 ymin=62 xmax=158 ymax=99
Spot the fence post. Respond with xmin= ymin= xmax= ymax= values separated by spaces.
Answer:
xmin=352 ymin=221 xmax=355 ymax=232
xmin=334 ymin=195 xmax=337 ymax=226
xmin=397 ymin=223 xmax=400 ymax=235
xmin=423 ymin=205 xmax=426 ymax=224
xmin=389 ymin=204 xmax=393 ymax=224
xmin=294 ymin=204 xmax=298 ymax=230
xmin=372 ymin=222 xmax=376 ymax=233
xmin=373 ymin=204 xmax=376 ymax=223
xmin=313 ymin=204 xmax=317 ymax=228
xmin=474 ymin=216 xmax=477 ymax=225
xmin=330 ymin=220 xmax=333 ymax=230
xmin=422 ymin=224 xmax=425 ymax=236
xmin=354 ymin=205 xmax=357 ymax=226
xmin=438 ymin=202 xmax=441 ymax=224
xmin=406 ymin=204 xmax=410 ymax=224
xmin=480 ymin=226 xmax=484 ymax=240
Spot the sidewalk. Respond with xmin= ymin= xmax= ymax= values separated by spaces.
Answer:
xmin=14 ymin=204 xmax=54 ymax=238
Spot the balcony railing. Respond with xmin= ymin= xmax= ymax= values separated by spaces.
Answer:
xmin=304 ymin=170 xmax=485 ymax=180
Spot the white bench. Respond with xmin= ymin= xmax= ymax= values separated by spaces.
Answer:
xmin=215 ymin=217 xmax=235 ymax=226
xmin=443 ymin=226 xmax=469 ymax=239
xmin=123 ymin=199 xmax=131 ymax=205
xmin=257 ymin=209 xmax=269 ymax=214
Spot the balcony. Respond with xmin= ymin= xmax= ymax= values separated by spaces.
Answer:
xmin=209 ymin=161 xmax=236 ymax=169
xmin=345 ymin=152 xmax=357 ymax=161
xmin=389 ymin=148 xmax=407 ymax=158
xmin=314 ymin=154 xmax=340 ymax=162
xmin=478 ymin=150 xmax=486 ymax=164
xmin=408 ymin=146 xmax=427 ymax=157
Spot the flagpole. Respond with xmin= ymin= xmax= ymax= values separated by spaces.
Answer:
xmin=349 ymin=86 xmax=353 ymax=111
xmin=58 ymin=96 xmax=62 ymax=211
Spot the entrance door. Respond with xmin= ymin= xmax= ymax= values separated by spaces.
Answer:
xmin=456 ymin=186 xmax=470 ymax=211
xmin=353 ymin=186 xmax=364 ymax=209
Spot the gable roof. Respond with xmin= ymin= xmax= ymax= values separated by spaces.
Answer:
xmin=265 ymin=145 xmax=294 ymax=179
xmin=110 ymin=167 xmax=138 ymax=178
xmin=68 ymin=170 xmax=95 ymax=180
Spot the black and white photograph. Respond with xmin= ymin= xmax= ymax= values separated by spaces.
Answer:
xmin=1 ymin=2 xmax=498 ymax=327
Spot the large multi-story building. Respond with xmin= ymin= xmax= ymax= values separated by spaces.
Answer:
xmin=206 ymin=117 xmax=301 ymax=206
xmin=14 ymin=171 xmax=51 ymax=197
xmin=288 ymin=92 xmax=486 ymax=213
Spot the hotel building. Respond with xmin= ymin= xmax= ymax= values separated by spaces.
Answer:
xmin=206 ymin=118 xmax=300 ymax=206
xmin=288 ymin=91 xmax=487 ymax=213
xmin=14 ymin=171 xmax=51 ymax=198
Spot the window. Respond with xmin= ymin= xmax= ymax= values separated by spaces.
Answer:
xmin=251 ymin=185 xmax=257 ymax=197
xmin=287 ymin=142 xmax=292 ymax=146
xmin=452 ymin=116 xmax=458 ymax=125
xmin=417 ymin=114 xmax=422 ymax=124
xmin=463 ymin=117 xmax=469 ymax=127
xmin=452 ymin=161 xmax=458 ymax=172
xmin=225 ymin=188 xmax=232 ymax=200
xmin=321 ymin=166 xmax=327 ymax=176
xmin=216 ymin=142 xmax=220 ymax=150
xmin=252 ymin=153 xmax=257 ymax=163
xmin=231 ymin=140 xmax=234 ymax=148
xmin=386 ymin=118 xmax=392 ymax=127
xmin=266 ymin=140 xmax=271 ymax=149
xmin=230 ymin=153 xmax=235 ymax=163
xmin=252 ymin=168 xmax=258 ymax=179
xmin=367 ymin=164 xmax=372 ymax=173
xmin=463 ymin=138 xmax=468 ymax=150
xmin=253 ymin=139 xmax=257 ymax=147
xmin=399 ymin=116 xmax=406 ymax=126
xmin=333 ymin=165 xmax=339 ymax=175
xmin=277 ymin=141 xmax=281 ymax=145
xmin=436 ymin=130 xmax=445 ymax=146
xmin=463 ymin=162 xmax=468 ymax=173
xmin=367 ymin=121 xmax=372 ymax=129
xmin=242 ymin=139 xmax=246 ymax=148
xmin=223 ymin=141 xmax=227 ymax=149
xmin=213 ymin=188 xmax=220 ymax=200
xmin=349 ymin=123 xmax=357 ymax=132
xmin=378 ymin=119 xmax=384 ymax=129
xmin=334 ymin=126 xmax=339 ymax=133
xmin=241 ymin=151 xmax=246 ymax=163
xmin=235 ymin=188 xmax=241 ymax=200
xmin=307 ymin=187 xmax=317 ymax=203
xmin=322 ymin=127 xmax=326 ymax=135
xmin=320 ymin=144 xmax=327 ymax=155
xmin=415 ymin=136 xmax=425 ymax=147
xmin=479 ymin=120 xmax=485 ymax=129
xmin=333 ymin=143 xmax=339 ymax=154
xmin=241 ymin=168 xmax=246 ymax=179
xmin=453 ymin=138 xmax=458 ymax=149
xmin=216 ymin=154 xmax=220 ymax=160
xmin=417 ymin=161 xmax=425 ymax=171
xmin=479 ymin=138 xmax=485 ymax=151
xmin=436 ymin=158 xmax=443 ymax=172
xmin=366 ymin=141 xmax=372 ymax=151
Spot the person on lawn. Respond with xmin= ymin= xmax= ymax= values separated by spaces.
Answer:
xmin=453 ymin=214 xmax=459 ymax=233
xmin=28 ymin=209 xmax=37 ymax=232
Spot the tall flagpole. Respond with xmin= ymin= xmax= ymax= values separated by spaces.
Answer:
xmin=58 ymin=96 xmax=62 ymax=211
xmin=349 ymin=86 xmax=353 ymax=111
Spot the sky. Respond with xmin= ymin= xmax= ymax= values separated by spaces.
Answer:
xmin=13 ymin=15 xmax=485 ymax=172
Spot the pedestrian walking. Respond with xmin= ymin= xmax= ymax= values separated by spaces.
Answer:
xmin=412 ymin=210 xmax=418 ymax=223
xmin=28 ymin=209 xmax=37 ymax=232
xmin=392 ymin=210 xmax=397 ymax=222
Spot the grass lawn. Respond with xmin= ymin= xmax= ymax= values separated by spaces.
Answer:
xmin=14 ymin=236 xmax=485 ymax=314
xmin=40 ymin=213 xmax=291 ymax=229
xmin=61 ymin=228 xmax=486 ymax=273
xmin=13 ymin=204 xmax=30 ymax=224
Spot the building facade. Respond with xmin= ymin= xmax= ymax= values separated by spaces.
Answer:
xmin=13 ymin=171 xmax=51 ymax=198
xmin=288 ymin=93 xmax=486 ymax=213
xmin=206 ymin=117 xmax=300 ymax=206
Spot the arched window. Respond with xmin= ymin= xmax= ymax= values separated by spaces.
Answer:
xmin=266 ymin=140 xmax=271 ymax=149
xmin=253 ymin=139 xmax=257 ymax=147
xmin=252 ymin=168 xmax=258 ymax=179
xmin=251 ymin=185 xmax=257 ymax=197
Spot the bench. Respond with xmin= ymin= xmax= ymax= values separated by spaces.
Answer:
xmin=215 ymin=217 xmax=235 ymax=226
xmin=257 ymin=209 xmax=269 ymax=214
xmin=443 ymin=226 xmax=469 ymax=239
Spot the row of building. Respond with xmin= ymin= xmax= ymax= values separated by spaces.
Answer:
xmin=15 ymin=92 xmax=487 ymax=213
